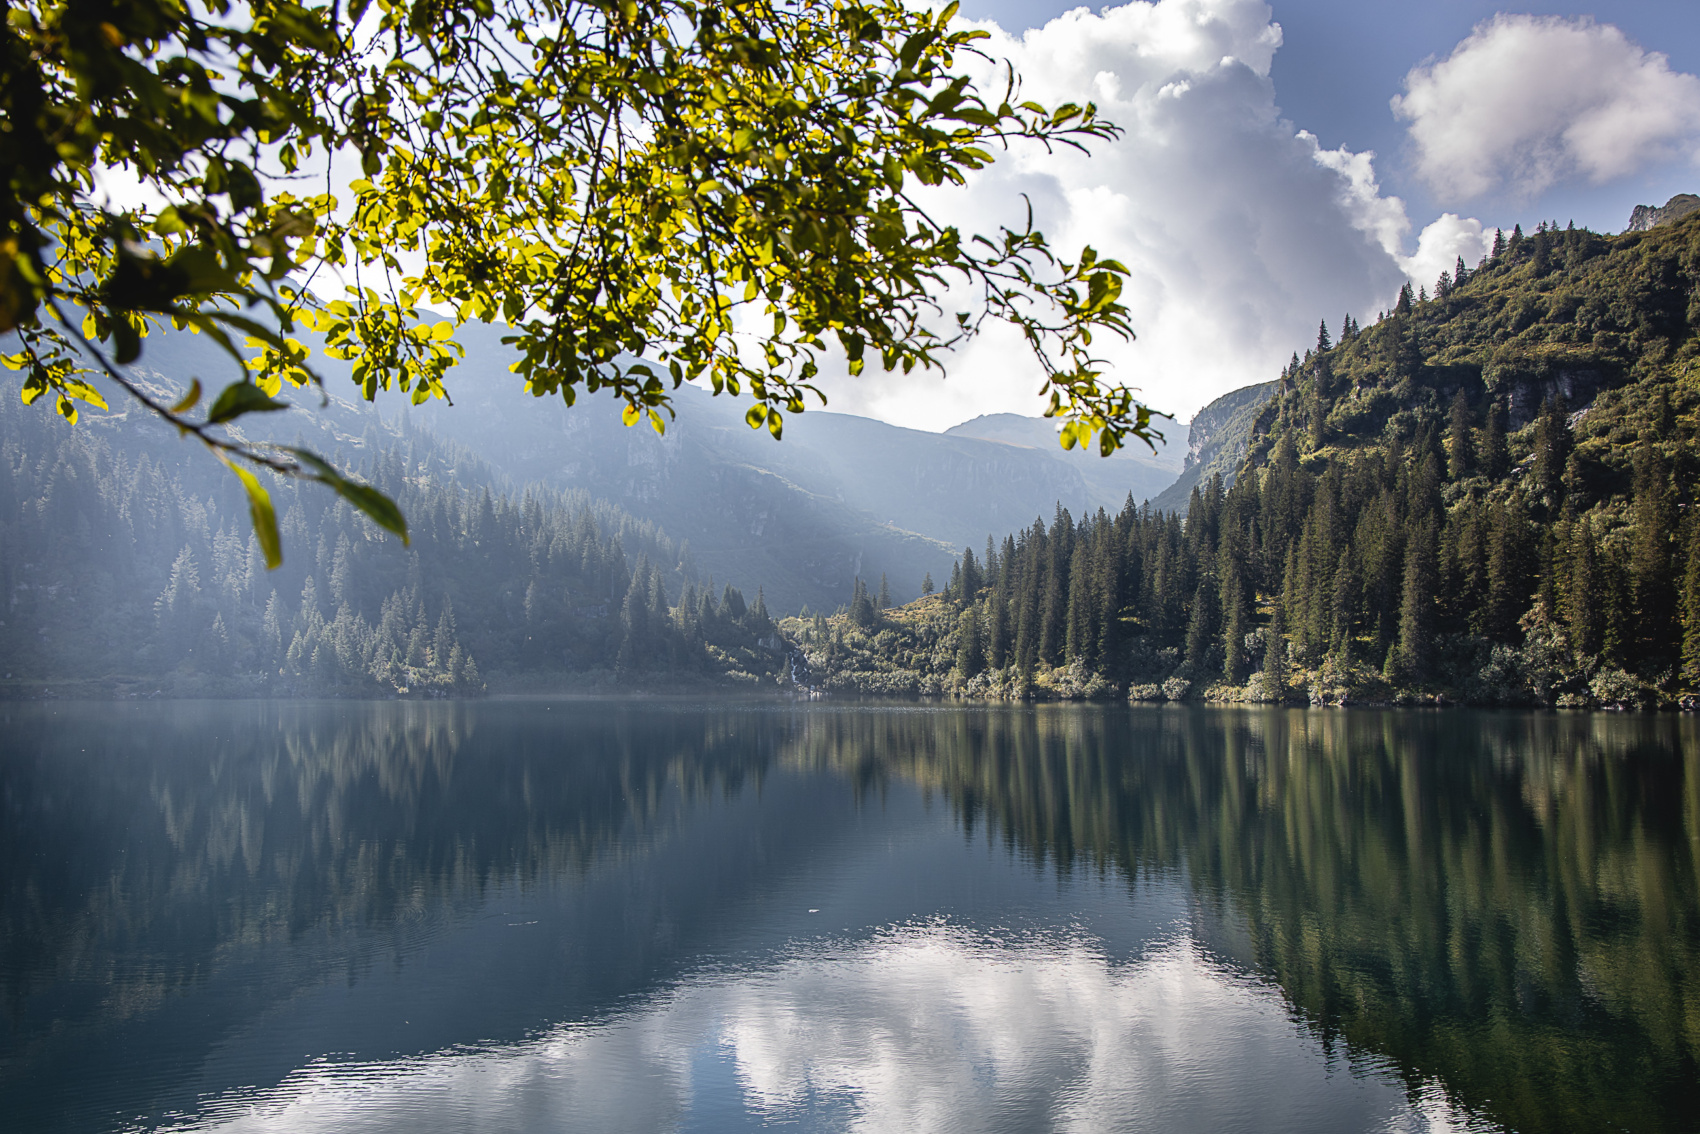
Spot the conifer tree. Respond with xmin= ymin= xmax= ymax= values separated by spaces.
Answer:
xmin=956 ymin=604 xmax=985 ymax=679
xmin=987 ymin=587 xmax=1009 ymax=671
xmin=959 ymin=548 xmax=982 ymax=606
xmin=922 ymin=572 xmax=934 ymax=595
xmin=877 ymin=573 xmax=890 ymax=611
xmin=849 ymin=578 xmax=875 ymax=628
xmin=1395 ymin=517 xmax=1437 ymax=681
xmin=1565 ymin=521 xmax=1604 ymax=658
xmin=1681 ymin=522 xmax=1700 ymax=689
xmin=1631 ymin=436 xmax=1678 ymax=661
xmin=1479 ymin=401 xmax=1510 ymax=479
xmin=1184 ymin=576 xmax=1219 ymax=677
xmin=1445 ymin=391 xmax=1474 ymax=479
xmin=1221 ymin=586 xmax=1247 ymax=684
xmin=1531 ymin=395 xmax=1571 ymax=506
xmin=1485 ymin=494 xmax=1534 ymax=642
xmin=1262 ymin=602 xmax=1289 ymax=700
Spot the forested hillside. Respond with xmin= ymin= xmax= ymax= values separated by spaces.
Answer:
xmin=0 ymin=391 xmax=788 ymax=696
xmin=792 ymin=212 xmax=1700 ymax=709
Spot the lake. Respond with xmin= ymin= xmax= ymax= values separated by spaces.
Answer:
xmin=1 ymin=700 xmax=1695 ymax=1133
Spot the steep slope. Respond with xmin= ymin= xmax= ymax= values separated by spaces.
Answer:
xmin=395 ymin=323 xmax=1186 ymax=611
xmin=1146 ymin=382 xmax=1276 ymax=514
xmin=941 ymin=412 xmax=1182 ymax=510
xmin=792 ymin=209 xmax=1700 ymax=708
xmin=99 ymin=321 xmax=1169 ymax=613
xmin=0 ymin=368 xmax=788 ymax=696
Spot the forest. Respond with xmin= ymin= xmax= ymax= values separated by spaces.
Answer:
xmin=6 ymin=212 xmax=1699 ymax=707
xmin=0 ymin=394 xmax=786 ymax=696
xmin=790 ymin=213 xmax=1700 ymax=709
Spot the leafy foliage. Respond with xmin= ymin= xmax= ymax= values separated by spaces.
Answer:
xmin=4 ymin=0 xmax=1156 ymax=563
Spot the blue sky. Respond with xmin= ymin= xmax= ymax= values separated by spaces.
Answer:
xmin=818 ymin=0 xmax=1700 ymax=431
xmin=963 ymin=0 xmax=1699 ymax=233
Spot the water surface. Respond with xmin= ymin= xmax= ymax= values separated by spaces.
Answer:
xmin=2 ymin=701 xmax=1695 ymax=1132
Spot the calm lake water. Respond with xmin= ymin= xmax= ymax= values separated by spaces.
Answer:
xmin=1 ymin=700 xmax=1696 ymax=1133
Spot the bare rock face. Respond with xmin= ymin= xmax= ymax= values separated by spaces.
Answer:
xmin=1625 ymin=193 xmax=1700 ymax=232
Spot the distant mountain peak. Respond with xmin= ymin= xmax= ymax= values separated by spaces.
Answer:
xmin=1625 ymin=193 xmax=1699 ymax=232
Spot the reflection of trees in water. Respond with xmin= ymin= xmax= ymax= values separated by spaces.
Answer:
xmin=1 ymin=701 xmax=778 ymax=1035
xmin=5 ymin=703 xmax=1696 ymax=1133
xmin=784 ymin=706 xmax=1700 ymax=1134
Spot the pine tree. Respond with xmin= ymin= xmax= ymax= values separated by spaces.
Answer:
xmin=1221 ymin=585 xmax=1247 ymax=684
xmin=1479 ymin=401 xmax=1510 ymax=479
xmin=1485 ymin=494 xmax=1533 ymax=641
xmin=1184 ymin=576 xmax=1219 ymax=677
xmin=922 ymin=572 xmax=934 ymax=595
xmin=877 ymin=573 xmax=890 ymax=611
xmin=987 ymin=588 xmax=1009 ymax=670
xmin=1395 ymin=516 xmax=1437 ymax=682
xmin=1531 ymin=395 xmax=1571 ymax=506
xmin=1565 ymin=520 xmax=1604 ymax=658
xmin=955 ymin=604 xmax=985 ymax=678
xmin=1316 ymin=318 xmax=1331 ymax=352
xmin=1261 ymin=602 xmax=1289 ymax=701
xmin=849 ymin=577 xmax=875 ymax=628
xmin=1680 ymin=522 xmax=1700 ymax=690
xmin=1445 ymin=391 xmax=1474 ymax=479
xmin=1630 ymin=436 xmax=1678 ymax=662
xmin=959 ymin=547 xmax=982 ymax=603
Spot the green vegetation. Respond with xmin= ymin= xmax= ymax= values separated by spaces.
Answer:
xmin=10 ymin=702 xmax=1693 ymax=1132
xmin=5 ymin=0 xmax=1153 ymax=562
xmin=797 ymin=213 xmax=1700 ymax=708
xmin=0 ymin=391 xmax=786 ymax=695
xmin=789 ymin=706 xmax=1700 ymax=1134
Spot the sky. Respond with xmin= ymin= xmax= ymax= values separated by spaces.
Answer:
xmin=813 ymin=0 xmax=1700 ymax=433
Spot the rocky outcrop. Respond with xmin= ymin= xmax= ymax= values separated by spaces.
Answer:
xmin=1625 ymin=193 xmax=1699 ymax=232
xmin=1147 ymin=381 xmax=1277 ymax=514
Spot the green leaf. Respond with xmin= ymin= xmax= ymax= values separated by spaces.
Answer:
xmin=206 ymin=381 xmax=290 ymax=424
xmin=111 ymin=317 xmax=142 ymax=364
xmin=169 ymin=379 xmax=203 ymax=414
xmin=218 ymin=454 xmax=283 ymax=569
xmin=285 ymin=448 xmax=410 ymax=545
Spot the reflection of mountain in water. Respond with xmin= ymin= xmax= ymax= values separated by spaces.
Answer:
xmin=787 ymin=706 xmax=1700 ymax=1134
xmin=3 ymin=703 xmax=1696 ymax=1134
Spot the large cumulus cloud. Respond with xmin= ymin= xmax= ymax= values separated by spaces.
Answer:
xmin=1393 ymin=15 xmax=1700 ymax=203
xmin=815 ymin=0 xmax=1464 ymax=430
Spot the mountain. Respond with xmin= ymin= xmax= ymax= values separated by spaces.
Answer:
xmin=75 ymin=321 xmax=1187 ymax=614
xmin=942 ymin=412 xmax=1181 ymax=511
xmin=0 ymin=374 xmax=791 ymax=697
xmin=1626 ymin=193 xmax=1700 ymax=232
xmin=796 ymin=209 xmax=1700 ymax=709
xmin=1146 ymin=382 xmax=1276 ymax=514
xmin=406 ymin=324 xmax=1192 ymax=611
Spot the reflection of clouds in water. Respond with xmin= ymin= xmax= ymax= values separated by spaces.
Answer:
xmin=168 ymin=926 xmax=1494 ymax=1134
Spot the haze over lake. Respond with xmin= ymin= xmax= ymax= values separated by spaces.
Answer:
xmin=3 ymin=701 xmax=1694 ymax=1133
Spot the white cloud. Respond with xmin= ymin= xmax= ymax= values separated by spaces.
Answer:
xmin=1401 ymin=213 xmax=1495 ymax=297
xmin=815 ymin=0 xmax=1429 ymax=429
xmin=169 ymin=928 xmax=1482 ymax=1133
xmin=1393 ymin=15 xmax=1700 ymax=202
